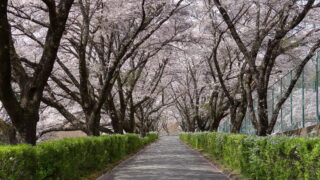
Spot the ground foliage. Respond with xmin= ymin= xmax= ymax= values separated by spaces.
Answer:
xmin=180 ymin=132 xmax=320 ymax=180
xmin=0 ymin=133 xmax=158 ymax=180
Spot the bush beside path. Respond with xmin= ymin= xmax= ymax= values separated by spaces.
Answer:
xmin=180 ymin=132 xmax=320 ymax=180
xmin=0 ymin=133 xmax=158 ymax=180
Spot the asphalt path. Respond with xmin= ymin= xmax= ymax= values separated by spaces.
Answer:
xmin=97 ymin=136 xmax=229 ymax=180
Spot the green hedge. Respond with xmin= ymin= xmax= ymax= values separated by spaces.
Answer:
xmin=180 ymin=132 xmax=320 ymax=180
xmin=0 ymin=133 xmax=158 ymax=180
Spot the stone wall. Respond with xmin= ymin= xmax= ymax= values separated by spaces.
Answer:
xmin=278 ymin=124 xmax=320 ymax=136
xmin=38 ymin=130 xmax=87 ymax=142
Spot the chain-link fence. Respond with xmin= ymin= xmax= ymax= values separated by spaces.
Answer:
xmin=218 ymin=53 xmax=320 ymax=135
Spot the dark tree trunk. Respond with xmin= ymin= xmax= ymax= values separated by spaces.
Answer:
xmin=229 ymin=106 xmax=238 ymax=133
xmin=111 ymin=117 xmax=123 ymax=134
xmin=189 ymin=118 xmax=196 ymax=132
xmin=209 ymin=114 xmax=225 ymax=131
xmin=231 ymin=107 xmax=246 ymax=133
xmin=86 ymin=112 xmax=101 ymax=136
xmin=125 ymin=104 xmax=136 ymax=133
xmin=18 ymin=119 xmax=38 ymax=145
xmin=195 ymin=115 xmax=205 ymax=131
xmin=256 ymin=88 xmax=269 ymax=136
xmin=11 ymin=108 xmax=38 ymax=145
xmin=140 ymin=128 xmax=147 ymax=137
xmin=257 ymin=111 xmax=268 ymax=136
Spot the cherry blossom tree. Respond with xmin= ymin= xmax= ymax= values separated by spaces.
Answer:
xmin=0 ymin=0 xmax=74 ymax=145
xmin=212 ymin=0 xmax=320 ymax=135
xmin=39 ymin=0 xmax=186 ymax=136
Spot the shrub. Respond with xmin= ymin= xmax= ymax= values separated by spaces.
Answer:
xmin=0 ymin=133 xmax=158 ymax=180
xmin=0 ymin=145 xmax=36 ymax=180
xmin=180 ymin=132 xmax=320 ymax=180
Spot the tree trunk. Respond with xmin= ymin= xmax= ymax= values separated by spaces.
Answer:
xmin=140 ymin=128 xmax=147 ymax=137
xmin=111 ymin=117 xmax=123 ymax=134
xmin=257 ymin=93 xmax=269 ymax=136
xmin=195 ymin=115 xmax=205 ymax=131
xmin=231 ymin=103 xmax=246 ymax=133
xmin=13 ymin=110 xmax=38 ymax=145
xmin=189 ymin=118 xmax=196 ymax=132
xmin=18 ymin=121 xmax=37 ymax=145
xmin=209 ymin=114 xmax=224 ymax=132
xmin=125 ymin=106 xmax=136 ymax=133
xmin=86 ymin=112 xmax=100 ymax=136
xmin=229 ymin=106 xmax=238 ymax=133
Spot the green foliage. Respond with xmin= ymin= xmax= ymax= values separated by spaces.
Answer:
xmin=180 ymin=132 xmax=320 ymax=180
xmin=144 ymin=132 xmax=159 ymax=144
xmin=0 ymin=133 xmax=158 ymax=180
xmin=0 ymin=145 xmax=36 ymax=180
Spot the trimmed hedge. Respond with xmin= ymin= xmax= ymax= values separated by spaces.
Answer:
xmin=180 ymin=132 xmax=320 ymax=180
xmin=0 ymin=133 xmax=158 ymax=180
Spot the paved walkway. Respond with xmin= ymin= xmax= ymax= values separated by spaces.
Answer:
xmin=97 ymin=136 xmax=229 ymax=180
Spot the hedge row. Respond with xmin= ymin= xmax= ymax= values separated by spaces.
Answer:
xmin=180 ymin=132 xmax=320 ymax=180
xmin=0 ymin=133 xmax=158 ymax=180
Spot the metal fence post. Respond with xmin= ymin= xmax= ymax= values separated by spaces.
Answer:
xmin=272 ymin=87 xmax=274 ymax=112
xmin=280 ymin=78 xmax=283 ymax=131
xmin=316 ymin=52 xmax=320 ymax=124
xmin=244 ymin=114 xmax=247 ymax=134
xmin=271 ymin=87 xmax=275 ymax=133
xmin=290 ymin=71 xmax=293 ymax=127
xmin=302 ymin=69 xmax=305 ymax=128
xmin=226 ymin=119 xmax=228 ymax=133
xmin=225 ymin=120 xmax=227 ymax=132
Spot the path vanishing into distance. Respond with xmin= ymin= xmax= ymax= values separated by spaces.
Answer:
xmin=98 ymin=136 xmax=229 ymax=180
